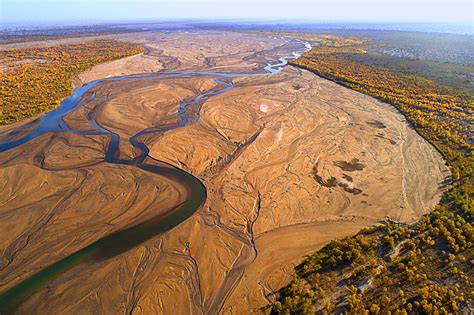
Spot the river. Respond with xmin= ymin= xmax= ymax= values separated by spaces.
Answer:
xmin=0 ymin=38 xmax=311 ymax=313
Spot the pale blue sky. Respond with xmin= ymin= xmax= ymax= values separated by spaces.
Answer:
xmin=1 ymin=0 xmax=472 ymax=24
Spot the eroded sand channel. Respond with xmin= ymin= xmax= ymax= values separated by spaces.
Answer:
xmin=0 ymin=31 xmax=449 ymax=314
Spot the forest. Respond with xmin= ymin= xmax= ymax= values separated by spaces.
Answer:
xmin=0 ymin=40 xmax=143 ymax=125
xmin=0 ymin=25 xmax=140 ymax=44
xmin=272 ymin=34 xmax=473 ymax=314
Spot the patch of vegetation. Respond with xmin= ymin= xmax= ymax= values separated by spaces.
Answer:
xmin=0 ymin=25 xmax=140 ymax=44
xmin=347 ymin=52 xmax=474 ymax=94
xmin=0 ymin=40 xmax=144 ymax=125
xmin=271 ymin=34 xmax=473 ymax=314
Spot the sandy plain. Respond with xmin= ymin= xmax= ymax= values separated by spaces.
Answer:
xmin=0 ymin=31 xmax=449 ymax=314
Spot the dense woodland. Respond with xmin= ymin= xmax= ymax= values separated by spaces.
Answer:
xmin=0 ymin=40 xmax=143 ymax=124
xmin=0 ymin=26 xmax=140 ymax=44
xmin=272 ymin=34 xmax=473 ymax=314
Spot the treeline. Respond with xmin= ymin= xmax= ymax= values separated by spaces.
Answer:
xmin=0 ymin=40 xmax=144 ymax=125
xmin=272 ymin=34 xmax=473 ymax=314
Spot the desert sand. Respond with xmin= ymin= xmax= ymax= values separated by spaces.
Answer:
xmin=0 ymin=31 xmax=449 ymax=314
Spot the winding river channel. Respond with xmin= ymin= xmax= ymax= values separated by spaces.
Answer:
xmin=0 ymin=38 xmax=311 ymax=312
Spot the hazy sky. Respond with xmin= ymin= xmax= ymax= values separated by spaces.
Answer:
xmin=1 ymin=0 xmax=473 ymax=24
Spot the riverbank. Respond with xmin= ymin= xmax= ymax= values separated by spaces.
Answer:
xmin=273 ymin=32 xmax=472 ymax=314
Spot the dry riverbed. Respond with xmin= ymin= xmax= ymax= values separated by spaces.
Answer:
xmin=0 ymin=31 xmax=449 ymax=314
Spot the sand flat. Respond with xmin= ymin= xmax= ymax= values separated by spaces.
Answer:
xmin=148 ymin=64 xmax=449 ymax=313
